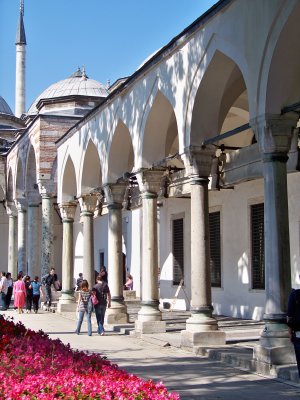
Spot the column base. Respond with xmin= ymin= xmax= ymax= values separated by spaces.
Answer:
xmin=137 ymin=302 xmax=163 ymax=322
xmin=253 ymin=320 xmax=296 ymax=365
xmin=135 ymin=320 xmax=166 ymax=334
xmin=185 ymin=311 xmax=219 ymax=332
xmin=181 ymin=329 xmax=226 ymax=347
xmin=57 ymin=291 xmax=76 ymax=313
xmin=105 ymin=301 xmax=128 ymax=324
xmin=57 ymin=302 xmax=77 ymax=313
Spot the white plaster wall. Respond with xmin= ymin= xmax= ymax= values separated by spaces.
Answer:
xmin=159 ymin=197 xmax=191 ymax=310
xmin=73 ymin=207 xmax=83 ymax=287
xmin=93 ymin=214 xmax=108 ymax=275
xmin=287 ymin=171 xmax=300 ymax=288
xmin=0 ymin=207 xmax=9 ymax=272
xmin=126 ymin=208 xmax=142 ymax=296
xmin=209 ymin=179 xmax=266 ymax=320
xmin=53 ymin=209 xmax=63 ymax=281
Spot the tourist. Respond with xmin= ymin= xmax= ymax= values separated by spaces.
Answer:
xmin=13 ymin=273 xmax=26 ymax=314
xmin=75 ymin=279 xmax=92 ymax=336
xmin=5 ymin=272 xmax=13 ymax=309
xmin=76 ymin=273 xmax=83 ymax=291
xmin=24 ymin=276 xmax=33 ymax=313
xmin=92 ymin=272 xmax=111 ymax=335
xmin=100 ymin=265 xmax=108 ymax=283
xmin=32 ymin=276 xmax=43 ymax=313
xmin=0 ymin=271 xmax=8 ymax=310
xmin=42 ymin=267 xmax=56 ymax=309
xmin=124 ymin=274 xmax=133 ymax=290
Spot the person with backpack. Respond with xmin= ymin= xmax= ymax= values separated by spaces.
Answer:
xmin=32 ymin=276 xmax=43 ymax=313
xmin=92 ymin=271 xmax=111 ymax=335
xmin=287 ymin=288 xmax=300 ymax=377
xmin=75 ymin=279 xmax=92 ymax=336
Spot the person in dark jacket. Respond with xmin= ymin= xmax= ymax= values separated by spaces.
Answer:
xmin=42 ymin=267 xmax=56 ymax=308
xmin=287 ymin=288 xmax=300 ymax=377
xmin=92 ymin=272 xmax=111 ymax=335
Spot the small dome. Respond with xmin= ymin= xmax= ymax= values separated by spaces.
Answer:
xmin=28 ymin=68 xmax=109 ymax=115
xmin=0 ymin=96 xmax=13 ymax=116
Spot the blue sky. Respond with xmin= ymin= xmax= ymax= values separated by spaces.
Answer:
xmin=0 ymin=0 xmax=217 ymax=113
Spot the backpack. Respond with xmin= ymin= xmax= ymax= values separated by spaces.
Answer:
xmin=94 ymin=282 xmax=108 ymax=305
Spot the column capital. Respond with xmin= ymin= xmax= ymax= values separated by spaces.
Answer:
xmin=6 ymin=202 xmax=17 ymax=217
xmin=182 ymin=145 xmax=215 ymax=179
xmin=15 ymin=199 xmax=27 ymax=212
xmin=136 ymin=168 xmax=165 ymax=197
xmin=38 ymin=180 xmax=56 ymax=198
xmin=78 ymin=194 xmax=98 ymax=215
xmin=59 ymin=201 xmax=77 ymax=222
xmin=103 ymin=182 xmax=127 ymax=206
xmin=250 ymin=113 xmax=298 ymax=155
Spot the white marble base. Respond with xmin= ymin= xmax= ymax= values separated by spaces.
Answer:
xmin=105 ymin=309 xmax=128 ymax=324
xmin=181 ymin=329 xmax=226 ymax=347
xmin=135 ymin=320 xmax=166 ymax=334
xmin=57 ymin=302 xmax=77 ymax=313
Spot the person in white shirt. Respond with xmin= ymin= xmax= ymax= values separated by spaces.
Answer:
xmin=0 ymin=271 xmax=8 ymax=311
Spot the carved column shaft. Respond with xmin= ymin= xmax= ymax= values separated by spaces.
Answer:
xmin=79 ymin=195 xmax=98 ymax=289
xmin=104 ymin=182 xmax=128 ymax=324
xmin=57 ymin=202 xmax=77 ymax=311
xmin=7 ymin=205 xmax=18 ymax=279
xmin=41 ymin=194 xmax=54 ymax=277
xmin=28 ymin=203 xmax=40 ymax=278
xmin=181 ymin=146 xmax=225 ymax=346
xmin=16 ymin=201 xmax=27 ymax=274
xmin=135 ymin=169 xmax=166 ymax=334
xmin=251 ymin=113 xmax=298 ymax=364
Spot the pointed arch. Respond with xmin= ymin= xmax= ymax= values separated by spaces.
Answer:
xmin=80 ymin=139 xmax=102 ymax=194
xmin=141 ymin=90 xmax=180 ymax=168
xmin=7 ymin=168 xmax=14 ymax=202
xmin=107 ymin=120 xmax=134 ymax=182
xmin=61 ymin=156 xmax=77 ymax=202
xmin=261 ymin=1 xmax=300 ymax=114
xmin=190 ymin=50 xmax=252 ymax=148
xmin=16 ymin=157 xmax=25 ymax=198
xmin=25 ymin=144 xmax=39 ymax=196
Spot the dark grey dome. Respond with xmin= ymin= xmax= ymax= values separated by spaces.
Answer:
xmin=28 ymin=68 xmax=109 ymax=115
xmin=0 ymin=96 xmax=13 ymax=116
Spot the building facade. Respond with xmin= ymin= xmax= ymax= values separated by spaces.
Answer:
xmin=2 ymin=0 xmax=300 ymax=363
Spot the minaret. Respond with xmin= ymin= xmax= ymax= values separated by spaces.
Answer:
xmin=15 ymin=0 xmax=26 ymax=118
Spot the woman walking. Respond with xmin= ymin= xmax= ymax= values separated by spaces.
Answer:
xmin=24 ymin=276 xmax=33 ymax=313
xmin=32 ymin=276 xmax=43 ymax=313
xmin=75 ymin=280 xmax=92 ymax=336
xmin=13 ymin=273 xmax=26 ymax=314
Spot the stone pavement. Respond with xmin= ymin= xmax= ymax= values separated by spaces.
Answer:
xmin=1 ymin=309 xmax=300 ymax=399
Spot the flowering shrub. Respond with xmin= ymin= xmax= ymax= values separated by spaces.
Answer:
xmin=0 ymin=315 xmax=179 ymax=399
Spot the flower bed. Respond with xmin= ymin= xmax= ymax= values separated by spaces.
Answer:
xmin=0 ymin=315 xmax=179 ymax=399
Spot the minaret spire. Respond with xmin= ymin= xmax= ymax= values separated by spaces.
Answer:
xmin=15 ymin=0 xmax=26 ymax=117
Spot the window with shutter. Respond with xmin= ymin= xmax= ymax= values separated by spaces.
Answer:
xmin=209 ymin=211 xmax=221 ymax=287
xmin=172 ymin=218 xmax=184 ymax=285
xmin=251 ymin=203 xmax=265 ymax=289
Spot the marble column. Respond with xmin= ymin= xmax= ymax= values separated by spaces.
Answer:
xmin=15 ymin=200 xmax=27 ymax=275
xmin=41 ymin=193 xmax=54 ymax=277
xmin=7 ymin=204 xmax=18 ymax=279
xmin=79 ymin=195 xmax=98 ymax=289
xmin=252 ymin=114 xmax=298 ymax=365
xmin=57 ymin=202 xmax=77 ymax=313
xmin=103 ymin=182 xmax=128 ymax=324
xmin=181 ymin=146 xmax=225 ymax=347
xmin=27 ymin=201 xmax=40 ymax=278
xmin=135 ymin=169 xmax=166 ymax=334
